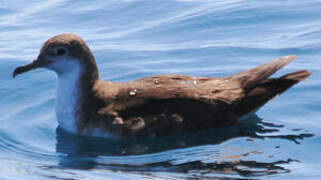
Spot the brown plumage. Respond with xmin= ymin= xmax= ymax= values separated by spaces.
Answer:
xmin=13 ymin=34 xmax=311 ymax=138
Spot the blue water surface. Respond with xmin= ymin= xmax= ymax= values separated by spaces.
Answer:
xmin=1 ymin=0 xmax=321 ymax=179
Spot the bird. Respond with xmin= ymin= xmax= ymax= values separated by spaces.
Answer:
xmin=13 ymin=33 xmax=311 ymax=139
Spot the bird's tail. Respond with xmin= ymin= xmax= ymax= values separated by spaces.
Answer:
xmin=231 ymin=56 xmax=311 ymax=117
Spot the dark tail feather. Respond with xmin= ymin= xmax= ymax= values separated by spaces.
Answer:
xmin=234 ymin=70 xmax=311 ymax=117
xmin=228 ymin=55 xmax=297 ymax=90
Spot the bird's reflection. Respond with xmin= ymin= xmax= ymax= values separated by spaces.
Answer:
xmin=55 ymin=114 xmax=313 ymax=177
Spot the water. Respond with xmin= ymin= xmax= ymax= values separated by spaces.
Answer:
xmin=1 ymin=0 xmax=321 ymax=179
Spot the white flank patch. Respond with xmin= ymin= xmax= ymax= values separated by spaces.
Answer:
xmin=82 ymin=128 xmax=120 ymax=139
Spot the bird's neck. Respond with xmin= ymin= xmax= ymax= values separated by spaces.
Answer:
xmin=55 ymin=63 xmax=100 ymax=134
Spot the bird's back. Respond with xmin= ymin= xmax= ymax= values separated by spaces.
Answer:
xmin=90 ymin=56 xmax=310 ymax=138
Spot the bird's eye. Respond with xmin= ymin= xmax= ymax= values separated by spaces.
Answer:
xmin=57 ymin=48 xmax=66 ymax=56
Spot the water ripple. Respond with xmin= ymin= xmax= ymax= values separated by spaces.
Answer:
xmin=1 ymin=0 xmax=321 ymax=179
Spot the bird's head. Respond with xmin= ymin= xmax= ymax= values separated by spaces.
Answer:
xmin=13 ymin=33 xmax=98 ymax=78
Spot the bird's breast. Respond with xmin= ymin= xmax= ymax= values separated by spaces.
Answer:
xmin=55 ymin=72 xmax=81 ymax=133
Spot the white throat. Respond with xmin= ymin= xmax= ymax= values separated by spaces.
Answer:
xmin=54 ymin=60 xmax=82 ymax=133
